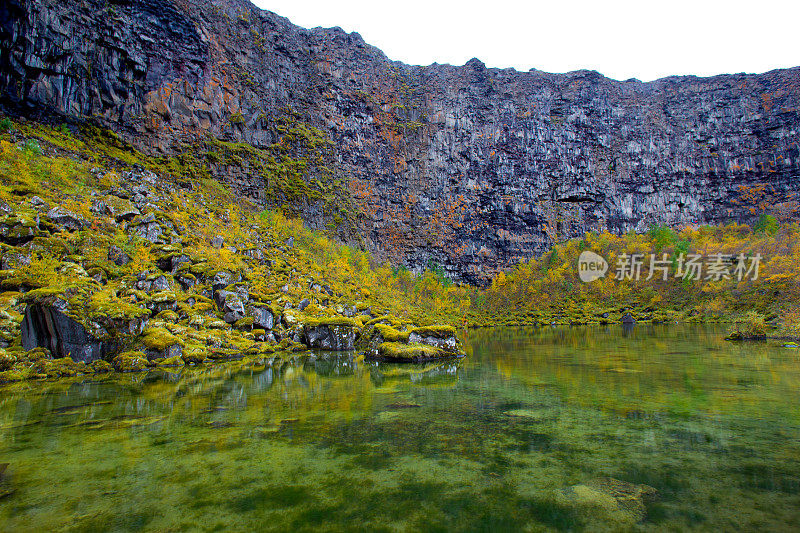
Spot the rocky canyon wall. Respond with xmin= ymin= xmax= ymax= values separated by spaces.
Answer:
xmin=1 ymin=0 xmax=799 ymax=283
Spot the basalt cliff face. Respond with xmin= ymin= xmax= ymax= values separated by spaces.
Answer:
xmin=1 ymin=0 xmax=799 ymax=283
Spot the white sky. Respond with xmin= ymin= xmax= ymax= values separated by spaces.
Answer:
xmin=252 ymin=0 xmax=799 ymax=82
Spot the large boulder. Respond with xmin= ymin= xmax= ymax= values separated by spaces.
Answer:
xmin=247 ymin=304 xmax=276 ymax=330
xmin=375 ymin=342 xmax=454 ymax=362
xmin=128 ymin=213 xmax=171 ymax=243
xmin=136 ymin=272 xmax=172 ymax=293
xmin=215 ymin=290 xmax=246 ymax=324
xmin=212 ymin=271 xmax=233 ymax=293
xmin=0 ymin=212 xmax=39 ymax=244
xmin=358 ymin=322 xmax=465 ymax=362
xmin=107 ymin=245 xmax=130 ymax=266
xmin=46 ymin=207 xmax=86 ymax=231
xmin=107 ymin=197 xmax=140 ymax=222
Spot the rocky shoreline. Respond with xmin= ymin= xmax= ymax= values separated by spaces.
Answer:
xmin=0 ymin=125 xmax=464 ymax=383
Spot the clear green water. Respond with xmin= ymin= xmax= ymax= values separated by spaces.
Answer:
xmin=1 ymin=325 xmax=800 ymax=532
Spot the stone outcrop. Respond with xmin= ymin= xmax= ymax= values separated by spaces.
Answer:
xmin=21 ymin=302 xmax=109 ymax=362
xmin=303 ymin=319 xmax=359 ymax=351
xmin=356 ymin=321 xmax=465 ymax=361
xmin=1 ymin=0 xmax=798 ymax=283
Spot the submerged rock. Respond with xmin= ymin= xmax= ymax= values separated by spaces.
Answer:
xmin=0 ymin=462 xmax=14 ymax=499
xmin=724 ymin=331 xmax=767 ymax=341
xmin=559 ymin=477 xmax=658 ymax=524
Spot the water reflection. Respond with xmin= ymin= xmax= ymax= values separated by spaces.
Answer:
xmin=0 ymin=325 xmax=799 ymax=531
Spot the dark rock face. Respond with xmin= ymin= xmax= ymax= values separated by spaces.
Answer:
xmin=304 ymin=325 xmax=357 ymax=351
xmin=247 ymin=304 xmax=274 ymax=330
xmin=2 ymin=0 xmax=799 ymax=283
xmin=21 ymin=303 xmax=108 ymax=362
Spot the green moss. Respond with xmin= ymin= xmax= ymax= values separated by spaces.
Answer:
xmin=141 ymin=328 xmax=184 ymax=351
xmin=0 ymin=369 xmax=25 ymax=382
xmin=32 ymin=356 xmax=86 ymax=378
xmin=182 ymin=348 xmax=208 ymax=365
xmin=155 ymin=310 xmax=179 ymax=322
xmin=304 ymin=317 xmax=356 ymax=328
xmin=157 ymin=355 xmax=185 ymax=367
xmin=365 ymin=315 xmax=405 ymax=327
xmin=374 ymin=323 xmax=409 ymax=343
xmin=90 ymin=359 xmax=113 ymax=373
xmin=0 ymin=351 xmax=16 ymax=370
xmin=234 ymin=316 xmax=255 ymax=328
xmin=410 ymin=325 xmax=457 ymax=338
xmin=112 ymin=351 xmax=149 ymax=372
xmin=726 ymin=311 xmax=769 ymax=340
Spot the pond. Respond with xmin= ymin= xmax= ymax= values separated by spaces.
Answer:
xmin=1 ymin=325 xmax=799 ymax=531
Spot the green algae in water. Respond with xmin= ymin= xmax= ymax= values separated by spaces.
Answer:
xmin=1 ymin=325 xmax=800 ymax=531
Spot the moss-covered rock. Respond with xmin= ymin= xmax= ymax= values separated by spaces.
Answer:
xmin=141 ymin=327 xmax=183 ymax=352
xmin=157 ymin=355 xmax=185 ymax=367
xmin=409 ymin=325 xmax=457 ymax=338
xmin=356 ymin=321 xmax=410 ymax=357
xmin=31 ymin=356 xmax=86 ymax=378
xmin=0 ymin=351 xmax=16 ymax=370
xmin=90 ymin=359 xmax=113 ymax=373
xmin=408 ymin=325 xmax=462 ymax=354
xmin=0 ymin=369 xmax=25 ymax=382
xmin=112 ymin=351 xmax=149 ymax=372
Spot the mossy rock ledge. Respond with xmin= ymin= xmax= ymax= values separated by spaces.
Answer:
xmin=361 ymin=323 xmax=465 ymax=362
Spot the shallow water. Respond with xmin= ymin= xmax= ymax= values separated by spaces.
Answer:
xmin=1 ymin=325 xmax=800 ymax=532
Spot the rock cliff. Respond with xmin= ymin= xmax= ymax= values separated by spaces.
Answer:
xmin=2 ymin=0 xmax=798 ymax=283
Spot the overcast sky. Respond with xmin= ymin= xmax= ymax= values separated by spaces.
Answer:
xmin=252 ymin=0 xmax=798 ymax=82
